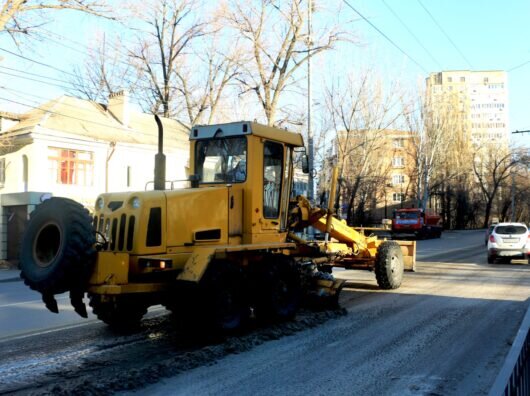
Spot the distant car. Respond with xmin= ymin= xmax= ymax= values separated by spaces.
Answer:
xmin=484 ymin=224 xmax=496 ymax=246
xmin=487 ymin=222 xmax=530 ymax=264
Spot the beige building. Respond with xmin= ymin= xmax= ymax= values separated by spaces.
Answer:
xmin=426 ymin=70 xmax=509 ymax=146
xmin=322 ymin=129 xmax=416 ymax=223
xmin=0 ymin=91 xmax=189 ymax=263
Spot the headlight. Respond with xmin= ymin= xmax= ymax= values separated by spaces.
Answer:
xmin=96 ymin=197 xmax=104 ymax=210
xmin=130 ymin=196 xmax=140 ymax=209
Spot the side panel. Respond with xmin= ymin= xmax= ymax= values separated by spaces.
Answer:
xmin=228 ymin=187 xmax=243 ymax=238
xmin=165 ymin=188 xmax=229 ymax=247
xmin=89 ymin=252 xmax=129 ymax=285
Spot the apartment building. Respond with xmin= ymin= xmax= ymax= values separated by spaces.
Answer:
xmin=426 ymin=70 xmax=509 ymax=146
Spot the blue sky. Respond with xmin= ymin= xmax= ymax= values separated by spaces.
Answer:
xmin=1 ymin=0 xmax=529 ymax=145
xmin=331 ymin=0 xmax=530 ymax=145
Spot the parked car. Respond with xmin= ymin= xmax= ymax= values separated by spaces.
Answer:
xmin=484 ymin=224 xmax=496 ymax=246
xmin=487 ymin=222 xmax=530 ymax=264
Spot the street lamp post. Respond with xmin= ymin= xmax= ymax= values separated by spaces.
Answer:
xmin=307 ymin=0 xmax=314 ymax=202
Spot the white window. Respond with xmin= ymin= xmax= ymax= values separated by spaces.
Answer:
xmin=392 ymin=157 xmax=404 ymax=168
xmin=48 ymin=147 xmax=94 ymax=186
xmin=392 ymin=193 xmax=405 ymax=202
xmin=392 ymin=138 xmax=404 ymax=148
xmin=392 ymin=174 xmax=405 ymax=185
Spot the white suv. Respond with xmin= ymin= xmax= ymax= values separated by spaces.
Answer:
xmin=487 ymin=222 xmax=530 ymax=264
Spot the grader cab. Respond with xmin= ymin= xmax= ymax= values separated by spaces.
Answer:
xmin=19 ymin=120 xmax=415 ymax=331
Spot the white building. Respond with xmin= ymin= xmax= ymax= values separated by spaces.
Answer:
xmin=0 ymin=91 xmax=189 ymax=263
xmin=426 ymin=70 xmax=509 ymax=146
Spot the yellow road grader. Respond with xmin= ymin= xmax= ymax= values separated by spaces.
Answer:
xmin=19 ymin=119 xmax=415 ymax=331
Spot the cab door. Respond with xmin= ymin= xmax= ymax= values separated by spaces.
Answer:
xmin=261 ymin=141 xmax=284 ymax=231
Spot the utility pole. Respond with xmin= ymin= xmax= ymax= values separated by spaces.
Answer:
xmin=307 ymin=0 xmax=314 ymax=201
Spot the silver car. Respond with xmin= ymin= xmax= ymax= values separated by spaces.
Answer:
xmin=487 ymin=222 xmax=530 ymax=264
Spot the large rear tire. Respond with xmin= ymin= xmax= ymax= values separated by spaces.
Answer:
xmin=375 ymin=241 xmax=404 ymax=289
xmin=199 ymin=260 xmax=249 ymax=332
xmin=251 ymin=257 xmax=301 ymax=322
xmin=19 ymin=197 xmax=96 ymax=295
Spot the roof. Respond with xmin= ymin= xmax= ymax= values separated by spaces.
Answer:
xmin=1 ymin=95 xmax=190 ymax=149
xmin=0 ymin=111 xmax=24 ymax=120
xmin=190 ymin=121 xmax=305 ymax=147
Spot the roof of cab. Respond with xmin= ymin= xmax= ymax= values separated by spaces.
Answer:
xmin=189 ymin=121 xmax=304 ymax=147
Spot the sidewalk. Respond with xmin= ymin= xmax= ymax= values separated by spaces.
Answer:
xmin=0 ymin=261 xmax=21 ymax=282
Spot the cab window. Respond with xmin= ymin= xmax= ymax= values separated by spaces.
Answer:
xmin=195 ymin=137 xmax=247 ymax=183
xmin=263 ymin=141 xmax=283 ymax=218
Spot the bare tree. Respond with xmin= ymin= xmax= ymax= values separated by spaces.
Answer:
xmin=324 ymin=71 xmax=405 ymax=224
xmin=226 ymin=0 xmax=345 ymax=126
xmin=473 ymin=146 xmax=526 ymax=228
xmin=127 ymin=0 xmax=207 ymax=118
xmin=69 ymin=0 xmax=240 ymax=125
xmin=1 ymin=0 xmax=112 ymax=44
xmin=174 ymin=34 xmax=241 ymax=125
xmin=70 ymin=34 xmax=139 ymax=103
xmin=403 ymin=88 xmax=471 ymax=220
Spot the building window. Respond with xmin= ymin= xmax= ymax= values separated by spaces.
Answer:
xmin=392 ymin=174 xmax=405 ymax=185
xmin=48 ymin=147 xmax=94 ymax=186
xmin=460 ymin=76 xmax=465 ymax=82
xmin=392 ymin=193 xmax=405 ymax=202
xmin=392 ymin=138 xmax=404 ymax=148
xmin=447 ymin=77 xmax=453 ymax=82
xmin=392 ymin=157 xmax=404 ymax=168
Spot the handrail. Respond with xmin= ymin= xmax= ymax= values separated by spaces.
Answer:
xmin=489 ymin=301 xmax=530 ymax=395
xmin=144 ymin=179 xmax=192 ymax=191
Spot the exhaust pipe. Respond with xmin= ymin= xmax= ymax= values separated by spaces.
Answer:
xmin=154 ymin=115 xmax=166 ymax=191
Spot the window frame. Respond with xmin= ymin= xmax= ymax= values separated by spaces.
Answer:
xmin=263 ymin=140 xmax=284 ymax=219
xmin=392 ymin=192 xmax=405 ymax=203
xmin=195 ymin=136 xmax=248 ymax=184
xmin=48 ymin=147 xmax=94 ymax=186
xmin=392 ymin=174 xmax=405 ymax=185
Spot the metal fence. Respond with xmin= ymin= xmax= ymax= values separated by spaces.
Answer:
xmin=489 ymin=304 xmax=530 ymax=396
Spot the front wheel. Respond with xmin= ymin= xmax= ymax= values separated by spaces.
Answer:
xmin=375 ymin=241 xmax=404 ymax=289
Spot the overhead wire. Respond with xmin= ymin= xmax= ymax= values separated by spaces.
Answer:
xmin=342 ymin=0 xmax=428 ymax=74
xmin=416 ymin=0 xmax=473 ymax=69
xmin=0 ymin=47 xmax=80 ymax=79
xmin=381 ymin=0 xmax=443 ymax=70
xmin=0 ymin=94 xmax=189 ymax=137
xmin=508 ymin=59 xmax=530 ymax=73
xmin=0 ymin=51 xmax=152 ymax=106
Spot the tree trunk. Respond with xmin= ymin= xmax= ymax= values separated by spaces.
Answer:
xmin=346 ymin=176 xmax=361 ymax=225
xmin=483 ymin=199 xmax=493 ymax=229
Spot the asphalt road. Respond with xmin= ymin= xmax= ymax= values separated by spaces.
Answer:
xmin=136 ymin=230 xmax=530 ymax=395
xmin=0 ymin=229 xmax=528 ymax=395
